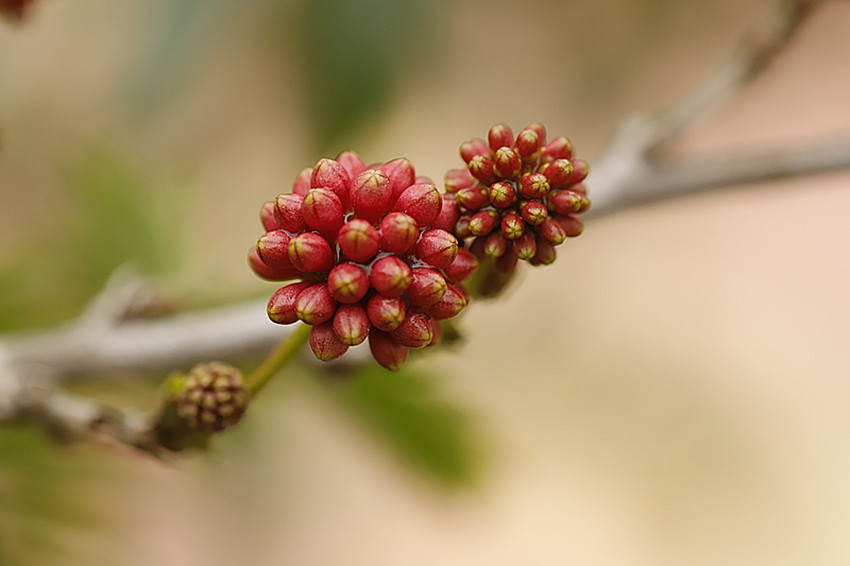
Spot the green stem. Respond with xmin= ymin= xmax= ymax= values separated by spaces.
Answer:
xmin=245 ymin=323 xmax=311 ymax=395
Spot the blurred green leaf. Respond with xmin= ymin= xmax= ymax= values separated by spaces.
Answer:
xmin=325 ymin=362 xmax=482 ymax=488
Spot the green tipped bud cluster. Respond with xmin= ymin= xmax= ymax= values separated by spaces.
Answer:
xmin=445 ymin=123 xmax=590 ymax=275
xmin=174 ymin=362 xmax=249 ymax=432
xmin=250 ymin=152 xmax=478 ymax=371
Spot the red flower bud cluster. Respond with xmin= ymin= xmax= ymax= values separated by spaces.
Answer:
xmin=445 ymin=123 xmax=590 ymax=273
xmin=250 ymin=152 xmax=477 ymax=371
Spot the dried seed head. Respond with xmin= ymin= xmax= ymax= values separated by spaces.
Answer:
xmin=176 ymin=362 xmax=249 ymax=432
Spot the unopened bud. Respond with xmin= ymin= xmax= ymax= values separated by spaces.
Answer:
xmin=249 ymin=247 xmax=300 ymax=281
xmin=311 ymin=158 xmax=351 ymax=210
xmin=366 ymin=294 xmax=407 ymax=331
xmin=391 ymin=311 xmax=434 ymax=348
xmin=295 ymin=283 xmax=338 ymax=325
xmin=333 ymin=303 xmax=371 ymax=346
xmin=379 ymin=212 xmax=419 ymax=255
xmin=267 ymin=281 xmax=312 ymax=324
xmin=257 ymin=230 xmax=294 ymax=270
xmin=493 ymin=147 xmax=521 ymax=180
xmin=406 ymin=267 xmax=447 ymax=307
xmin=302 ymin=188 xmax=344 ymax=235
xmin=369 ymin=330 xmax=409 ymax=371
xmin=336 ymin=150 xmax=367 ymax=178
xmin=288 ymin=232 xmax=335 ymax=273
xmin=500 ymin=213 xmax=525 ymax=240
xmin=338 ymin=219 xmax=380 ymax=263
xmin=539 ymin=218 xmax=567 ymax=246
xmin=513 ymin=231 xmax=538 ymax=260
xmin=432 ymin=195 xmax=460 ymax=233
xmin=380 ymin=158 xmax=416 ymax=201
xmin=274 ymin=193 xmax=306 ymax=232
xmin=460 ymin=138 xmax=489 ymax=164
xmin=468 ymin=209 xmax=499 ymax=237
xmin=488 ymin=123 xmax=514 ymax=152
xmin=520 ymin=200 xmax=549 ymax=226
xmin=515 ymin=128 xmax=542 ymax=159
xmin=530 ymin=238 xmax=557 ymax=266
xmin=468 ymin=155 xmax=495 ymax=184
xmin=444 ymin=248 xmax=479 ymax=282
xmin=414 ymin=229 xmax=458 ymax=270
xmin=542 ymin=159 xmax=574 ymax=189
xmin=548 ymin=189 xmax=585 ymax=215
xmin=261 ymin=201 xmax=280 ymax=231
xmin=567 ymin=159 xmax=589 ymax=184
xmin=557 ymin=214 xmax=584 ymax=237
xmin=519 ymin=173 xmax=550 ymax=199
xmin=488 ymin=181 xmax=516 ymax=208
xmin=292 ymin=167 xmax=312 ymax=196
xmin=483 ymin=231 xmax=508 ymax=258
xmin=176 ymin=362 xmax=249 ymax=432
xmin=444 ymin=168 xmax=476 ymax=194
xmin=542 ymin=136 xmax=573 ymax=161
xmin=427 ymin=284 xmax=468 ymax=320
xmin=393 ymin=183 xmax=442 ymax=227
xmin=309 ymin=322 xmax=349 ymax=361
xmin=370 ymin=255 xmax=413 ymax=297
xmin=350 ymin=169 xmax=394 ymax=224
xmin=327 ymin=263 xmax=370 ymax=303
xmin=456 ymin=186 xmax=489 ymax=211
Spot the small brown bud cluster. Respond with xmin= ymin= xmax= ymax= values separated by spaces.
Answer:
xmin=174 ymin=362 xmax=250 ymax=432
xmin=250 ymin=152 xmax=477 ymax=371
xmin=446 ymin=123 xmax=589 ymax=273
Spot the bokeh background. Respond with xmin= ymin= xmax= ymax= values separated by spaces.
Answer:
xmin=2 ymin=0 xmax=850 ymax=564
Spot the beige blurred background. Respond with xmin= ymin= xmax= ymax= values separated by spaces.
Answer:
xmin=2 ymin=0 xmax=850 ymax=564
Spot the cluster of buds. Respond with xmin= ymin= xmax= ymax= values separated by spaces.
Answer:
xmin=172 ymin=362 xmax=250 ymax=432
xmin=445 ymin=123 xmax=589 ymax=273
xmin=249 ymin=152 xmax=478 ymax=371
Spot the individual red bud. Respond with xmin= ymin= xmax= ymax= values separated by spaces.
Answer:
xmin=338 ymin=219 xmax=380 ymax=263
xmin=488 ymin=181 xmax=516 ymax=208
xmin=406 ymin=267 xmax=447 ymax=307
xmin=302 ymin=188 xmax=344 ymax=235
xmin=495 ymin=248 xmax=519 ymax=273
xmin=391 ymin=311 xmax=434 ymax=348
xmin=415 ymin=175 xmax=434 ymax=185
xmin=273 ymin=193 xmax=306 ymax=232
xmin=260 ymin=201 xmax=280 ymax=231
xmin=427 ymin=284 xmax=468 ymax=320
xmin=327 ymin=263 xmax=370 ymax=303
xmin=454 ymin=215 xmax=472 ymax=239
xmin=566 ymin=159 xmax=589 ymax=184
xmin=500 ymin=212 xmax=525 ymax=240
xmin=515 ymin=128 xmax=542 ymax=159
xmin=311 ymin=158 xmax=351 ymax=210
xmin=333 ymin=303 xmax=371 ymax=346
xmin=366 ymin=294 xmax=406 ymax=331
xmin=309 ymin=322 xmax=349 ymax=361
xmin=519 ymin=173 xmax=551 ymax=199
xmin=468 ymin=155 xmax=495 ymax=184
xmin=292 ymin=167 xmax=313 ymax=196
xmin=444 ymin=248 xmax=479 ymax=282
xmin=493 ymin=147 xmax=521 ymax=179
xmin=414 ymin=229 xmax=458 ymax=270
xmin=521 ymin=200 xmax=549 ymax=226
xmin=522 ymin=122 xmax=546 ymax=141
xmin=369 ymin=330 xmax=409 ymax=371
xmin=548 ymin=189 xmax=585 ymax=215
xmin=468 ymin=209 xmax=499 ymax=236
xmin=351 ymin=169 xmax=393 ymax=224
xmin=488 ymin=123 xmax=514 ymax=152
xmin=542 ymin=159 xmax=574 ymax=189
xmin=336 ymin=150 xmax=367 ymax=178
xmin=513 ymin=231 xmax=538 ymax=260
xmin=370 ymin=256 xmax=413 ymax=297
xmin=267 ymin=281 xmax=312 ymax=324
xmin=459 ymin=138 xmax=489 ymax=164
xmin=295 ymin=283 xmax=337 ymax=325
xmin=393 ymin=183 xmax=442 ymax=227
xmin=257 ymin=230 xmax=294 ymax=270
xmin=539 ymin=218 xmax=567 ymax=246
xmin=379 ymin=212 xmax=419 ymax=254
xmin=249 ymin=247 xmax=300 ymax=281
xmin=530 ymin=238 xmax=557 ymax=266
xmin=483 ymin=231 xmax=508 ymax=258
xmin=557 ymin=214 xmax=585 ymax=237
xmin=456 ymin=186 xmax=489 ymax=211
xmin=444 ymin=168 xmax=476 ymax=194
xmin=432 ymin=195 xmax=460 ymax=233
xmin=542 ymin=136 xmax=573 ymax=161
xmin=288 ymin=232 xmax=335 ymax=272
xmin=380 ymin=158 xmax=416 ymax=201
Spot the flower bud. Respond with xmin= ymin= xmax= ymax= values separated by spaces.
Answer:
xmin=557 ymin=214 xmax=584 ymax=237
xmin=393 ymin=183 xmax=442 ymax=227
xmin=370 ymin=255 xmax=413 ymax=297
xmin=522 ymin=122 xmax=546 ymax=141
xmin=548 ymin=189 xmax=585 ymax=215
xmin=468 ymin=209 xmax=499 ymax=236
xmin=302 ymin=188 xmax=344 ymax=235
xmin=311 ymin=158 xmax=351 ymax=210
xmin=366 ymin=294 xmax=406 ymax=331
xmin=493 ymin=147 xmax=521 ymax=180
xmin=456 ymin=186 xmax=489 ymax=211
xmin=495 ymin=248 xmax=519 ymax=273
xmin=391 ymin=311 xmax=433 ymax=348
xmin=288 ymin=232 xmax=335 ymax=272
xmin=444 ymin=248 xmax=479 ymax=282
xmin=176 ymin=362 xmax=249 ymax=432
xmin=542 ymin=159 xmax=574 ymax=189
xmin=379 ymin=212 xmax=419 ymax=254
xmin=567 ymin=159 xmax=589 ymax=184
xmin=336 ymin=150 xmax=366 ymax=178
xmin=327 ymin=263 xmax=370 ymax=303
xmin=515 ymin=128 xmax=542 ymax=159
xmin=257 ymin=230 xmax=294 ymax=270
xmin=454 ymin=215 xmax=472 ymax=239
xmin=539 ymin=218 xmax=567 ymax=246
xmin=530 ymin=238 xmax=557 ymax=266
xmin=351 ymin=169 xmax=393 ymax=224
xmin=542 ymin=136 xmax=573 ymax=161
xmin=249 ymin=247 xmax=300 ymax=281
xmin=267 ymin=281 xmax=312 ymax=324
xmin=414 ymin=229 xmax=458 ymax=270
xmin=468 ymin=155 xmax=495 ymax=184
xmin=309 ymin=322 xmax=349 ymax=361
xmin=520 ymin=200 xmax=549 ymax=226
xmin=338 ymin=219 xmax=380 ymax=263
xmin=488 ymin=181 xmax=516 ymax=208
xmin=500 ymin=212 xmax=525 ymax=240
xmin=488 ymin=123 xmax=514 ymax=152
xmin=427 ymin=284 xmax=468 ymax=320
xmin=333 ymin=303 xmax=371 ymax=346
xmin=380 ymin=158 xmax=416 ymax=201
xmin=519 ymin=173 xmax=550 ymax=199
xmin=483 ymin=231 xmax=508 ymax=257
xmin=295 ymin=283 xmax=338 ymax=325
xmin=261 ymin=201 xmax=280 ymax=231
xmin=432 ymin=195 xmax=460 ymax=233
xmin=369 ymin=330 xmax=409 ymax=371
xmin=292 ymin=167 xmax=313 ymax=196
xmin=459 ymin=138 xmax=489 ymax=164
xmin=406 ymin=267 xmax=447 ymax=307
xmin=427 ymin=318 xmax=443 ymax=348
xmin=274 ymin=193 xmax=306 ymax=232
xmin=513 ymin=231 xmax=537 ymax=260
xmin=444 ymin=168 xmax=476 ymax=194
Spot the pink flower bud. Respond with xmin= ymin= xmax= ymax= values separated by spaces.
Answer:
xmin=521 ymin=200 xmax=549 ymax=226
xmin=414 ymin=229 xmax=458 ymax=270
xmin=261 ymin=201 xmax=280 ymax=231
xmin=380 ymin=158 xmax=416 ymax=201
xmin=456 ymin=186 xmax=489 ymax=211
xmin=274 ymin=193 xmax=306 ymax=232
xmin=493 ymin=147 xmax=521 ymax=179
xmin=350 ymin=169 xmax=393 ymax=224
xmin=515 ymin=127 xmax=542 ymax=159
xmin=566 ymin=159 xmax=589 ymax=184
xmin=547 ymin=189 xmax=585 ymax=215
xmin=333 ymin=303 xmax=371 ymax=346
xmin=542 ymin=136 xmax=573 ymax=161
xmin=379 ymin=212 xmax=419 ymax=254
xmin=295 ymin=283 xmax=338 ymax=325
xmin=519 ymin=173 xmax=551 ymax=199
xmin=542 ymin=159 xmax=574 ymax=188
xmin=426 ymin=284 xmax=468 ymax=320
xmin=488 ymin=123 xmax=514 ymax=152
xmin=468 ymin=155 xmax=495 ymax=184
xmin=513 ymin=231 xmax=537 ymax=260
xmin=432 ymin=195 xmax=460 ymax=233
xmin=444 ymin=248 xmax=478 ymax=282
xmin=444 ymin=168 xmax=476 ymax=194
xmin=336 ymin=150 xmax=367 ymax=178
xmin=539 ymin=218 xmax=567 ymax=246
xmin=249 ymin=247 xmax=300 ymax=281
xmin=370 ymin=255 xmax=413 ymax=297
xmin=292 ymin=167 xmax=313 ymax=196
xmin=338 ymin=219 xmax=380 ymax=263
xmin=267 ymin=281 xmax=312 ymax=324
xmin=257 ymin=230 xmax=294 ymax=270
xmin=391 ymin=311 xmax=433 ymax=348
xmin=288 ymin=232 xmax=335 ymax=272
xmin=309 ymin=322 xmax=349 ymax=361
xmin=468 ymin=209 xmax=499 ymax=236
xmin=366 ymin=294 xmax=406 ymax=331
xmin=311 ymin=158 xmax=351 ymax=211
xmin=369 ymin=330 xmax=409 ymax=371
xmin=557 ymin=214 xmax=584 ymax=237
xmin=393 ymin=183 xmax=442 ymax=227
xmin=522 ymin=122 xmax=546 ymax=141
xmin=500 ymin=212 xmax=525 ymax=240
xmin=415 ymin=175 xmax=434 ymax=185
xmin=483 ymin=231 xmax=508 ymax=258
xmin=488 ymin=181 xmax=516 ymax=208
xmin=406 ymin=267 xmax=447 ymax=307
xmin=530 ymin=238 xmax=557 ymax=266
xmin=327 ymin=263 xmax=370 ymax=303
xmin=302 ymin=188 xmax=344 ymax=235
xmin=459 ymin=138 xmax=489 ymax=164
xmin=454 ymin=215 xmax=472 ymax=239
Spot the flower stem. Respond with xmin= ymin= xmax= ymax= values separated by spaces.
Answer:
xmin=245 ymin=323 xmax=311 ymax=395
